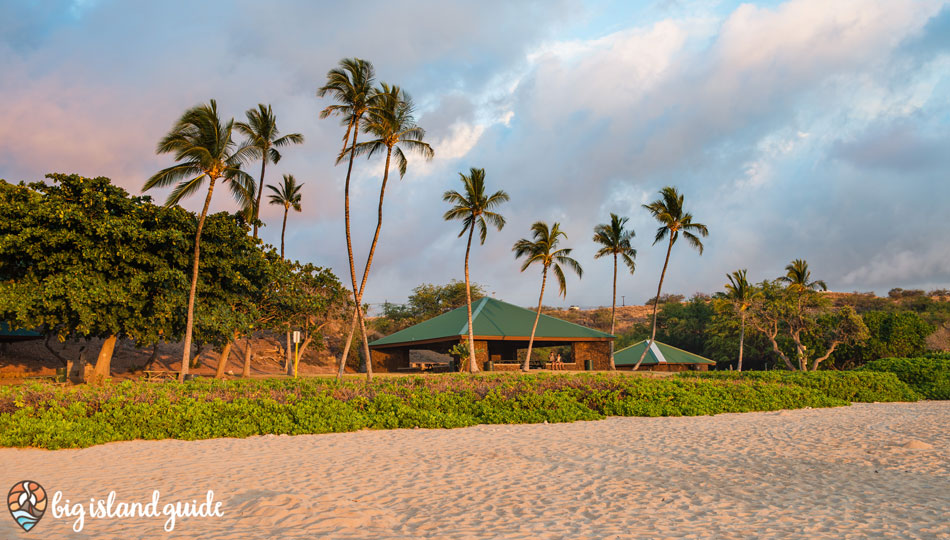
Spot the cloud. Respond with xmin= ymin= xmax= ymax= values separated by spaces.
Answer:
xmin=1 ymin=0 xmax=949 ymax=308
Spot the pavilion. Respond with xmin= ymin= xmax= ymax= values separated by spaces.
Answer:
xmin=613 ymin=340 xmax=715 ymax=371
xmin=368 ymin=297 xmax=615 ymax=372
xmin=0 ymin=322 xmax=42 ymax=343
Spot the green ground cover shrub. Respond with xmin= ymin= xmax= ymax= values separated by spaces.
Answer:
xmin=0 ymin=374 xmax=852 ymax=449
xmin=860 ymin=357 xmax=950 ymax=400
xmin=679 ymin=370 xmax=920 ymax=403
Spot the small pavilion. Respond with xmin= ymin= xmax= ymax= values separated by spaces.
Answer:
xmin=613 ymin=340 xmax=715 ymax=371
xmin=369 ymin=297 xmax=614 ymax=372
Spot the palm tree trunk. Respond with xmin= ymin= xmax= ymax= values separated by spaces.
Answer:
xmin=242 ymin=337 xmax=252 ymax=377
xmin=349 ymin=146 xmax=395 ymax=380
xmin=464 ymin=224 xmax=478 ymax=373
xmin=252 ymin=157 xmax=267 ymax=239
xmin=524 ymin=266 xmax=548 ymax=371
xmin=338 ymin=116 xmax=363 ymax=379
xmin=609 ymin=253 xmax=617 ymax=370
xmin=634 ymin=235 xmax=673 ymax=371
xmin=338 ymin=312 xmax=357 ymax=379
xmin=215 ymin=341 xmax=233 ymax=379
xmin=92 ymin=334 xmax=117 ymax=384
xmin=280 ymin=206 xmax=288 ymax=259
xmin=180 ymin=176 xmax=216 ymax=382
xmin=737 ymin=312 xmax=745 ymax=372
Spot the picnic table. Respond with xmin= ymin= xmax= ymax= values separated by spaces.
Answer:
xmin=143 ymin=370 xmax=177 ymax=381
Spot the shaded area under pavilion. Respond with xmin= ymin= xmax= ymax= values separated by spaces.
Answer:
xmin=368 ymin=297 xmax=614 ymax=372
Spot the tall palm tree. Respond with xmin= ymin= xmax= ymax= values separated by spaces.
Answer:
xmin=634 ymin=186 xmax=708 ymax=370
xmin=143 ymin=99 xmax=254 ymax=382
xmin=724 ymin=269 xmax=760 ymax=372
xmin=443 ymin=167 xmax=509 ymax=373
xmin=339 ymin=83 xmax=434 ymax=379
xmin=779 ymin=259 xmax=827 ymax=293
xmin=593 ymin=213 xmax=636 ymax=370
xmin=513 ymin=222 xmax=583 ymax=371
xmin=267 ymin=174 xmax=303 ymax=259
xmin=236 ymin=104 xmax=304 ymax=239
xmin=267 ymin=173 xmax=303 ymax=376
xmin=317 ymin=58 xmax=377 ymax=379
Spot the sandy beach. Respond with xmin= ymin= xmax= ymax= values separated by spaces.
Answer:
xmin=2 ymin=401 xmax=948 ymax=539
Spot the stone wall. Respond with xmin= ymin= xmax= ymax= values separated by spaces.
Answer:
xmin=572 ymin=341 xmax=612 ymax=371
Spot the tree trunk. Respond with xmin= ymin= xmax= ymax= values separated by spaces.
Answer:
xmin=180 ymin=176 xmax=216 ymax=382
xmin=286 ymin=330 xmax=293 ymax=376
xmin=464 ymin=224 xmax=479 ymax=373
xmin=214 ymin=341 xmax=233 ymax=379
xmin=792 ymin=331 xmax=806 ymax=371
xmin=737 ymin=315 xmax=746 ymax=372
xmin=242 ymin=337 xmax=252 ymax=378
xmin=92 ymin=335 xmax=117 ymax=384
xmin=252 ymin=157 xmax=267 ymax=239
xmin=280 ymin=206 xmax=288 ymax=259
xmin=146 ymin=343 xmax=159 ymax=369
xmin=524 ymin=266 xmax=548 ymax=371
xmin=338 ymin=311 xmax=357 ymax=379
xmin=811 ymin=341 xmax=841 ymax=371
xmin=350 ymin=146 xmax=395 ymax=381
xmin=634 ymin=235 xmax=673 ymax=370
xmin=337 ymin=117 xmax=362 ymax=378
xmin=609 ymin=253 xmax=617 ymax=370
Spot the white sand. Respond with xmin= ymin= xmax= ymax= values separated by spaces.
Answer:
xmin=2 ymin=401 xmax=948 ymax=539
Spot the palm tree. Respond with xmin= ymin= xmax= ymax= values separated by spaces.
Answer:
xmin=317 ymin=58 xmax=377 ymax=379
xmin=267 ymin=174 xmax=303 ymax=259
xmin=724 ymin=269 xmax=760 ymax=372
xmin=778 ymin=258 xmax=827 ymax=371
xmin=267 ymin=174 xmax=303 ymax=375
xmin=513 ymin=222 xmax=583 ymax=371
xmin=593 ymin=213 xmax=636 ymax=370
xmin=340 ymin=83 xmax=434 ymax=379
xmin=634 ymin=186 xmax=708 ymax=370
xmin=779 ymin=259 xmax=827 ymax=293
xmin=235 ymin=104 xmax=304 ymax=239
xmin=143 ymin=99 xmax=255 ymax=382
xmin=443 ymin=167 xmax=509 ymax=373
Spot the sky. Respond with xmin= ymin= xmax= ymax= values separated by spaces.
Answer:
xmin=1 ymin=0 xmax=948 ymax=310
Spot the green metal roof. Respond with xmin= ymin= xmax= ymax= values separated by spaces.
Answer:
xmin=0 ymin=322 xmax=42 ymax=339
xmin=370 ymin=297 xmax=613 ymax=347
xmin=613 ymin=340 xmax=715 ymax=366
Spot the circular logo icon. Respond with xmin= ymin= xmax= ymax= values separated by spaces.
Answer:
xmin=8 ymin=481 xmax=46 ymax=532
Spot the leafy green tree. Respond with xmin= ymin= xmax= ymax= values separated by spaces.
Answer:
xmin=0 ymin=174 xmax=192 ymax=381
xmin=635 ymin=186 xmax=708 ymax=370
xmin=376 ymin=281 xmax=487 ymax=334
xmin=723 ymin=269 xmax=760 ymax=371
xmin=340 ymin=83 xmax=434 ymax=379
xmin=513 ymin=222 xmax=583 ymax=371
xmin=593 ymin=213 xmax=636 ymax=370
xmin=443 ymin=167 xmax=509 ymax=373
xmin=830 ymin=311 xmax=933 ymax=369
xmin=748 ymin=280 xmax=869 ymax=370
xmin=615 ymin=296 xmax=714 ymax=354
xmin=144 ymin=99 xmax=255 ymax=382
xmin=235 ymin=104 xmax=304 ymax=238
xmin=317 ymin=58 xmax=378 ymax=379
xmin=187 ymin=213 xmax=271 ymax=377
xmin=267 ymin=174 xmax=304 ymax=260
